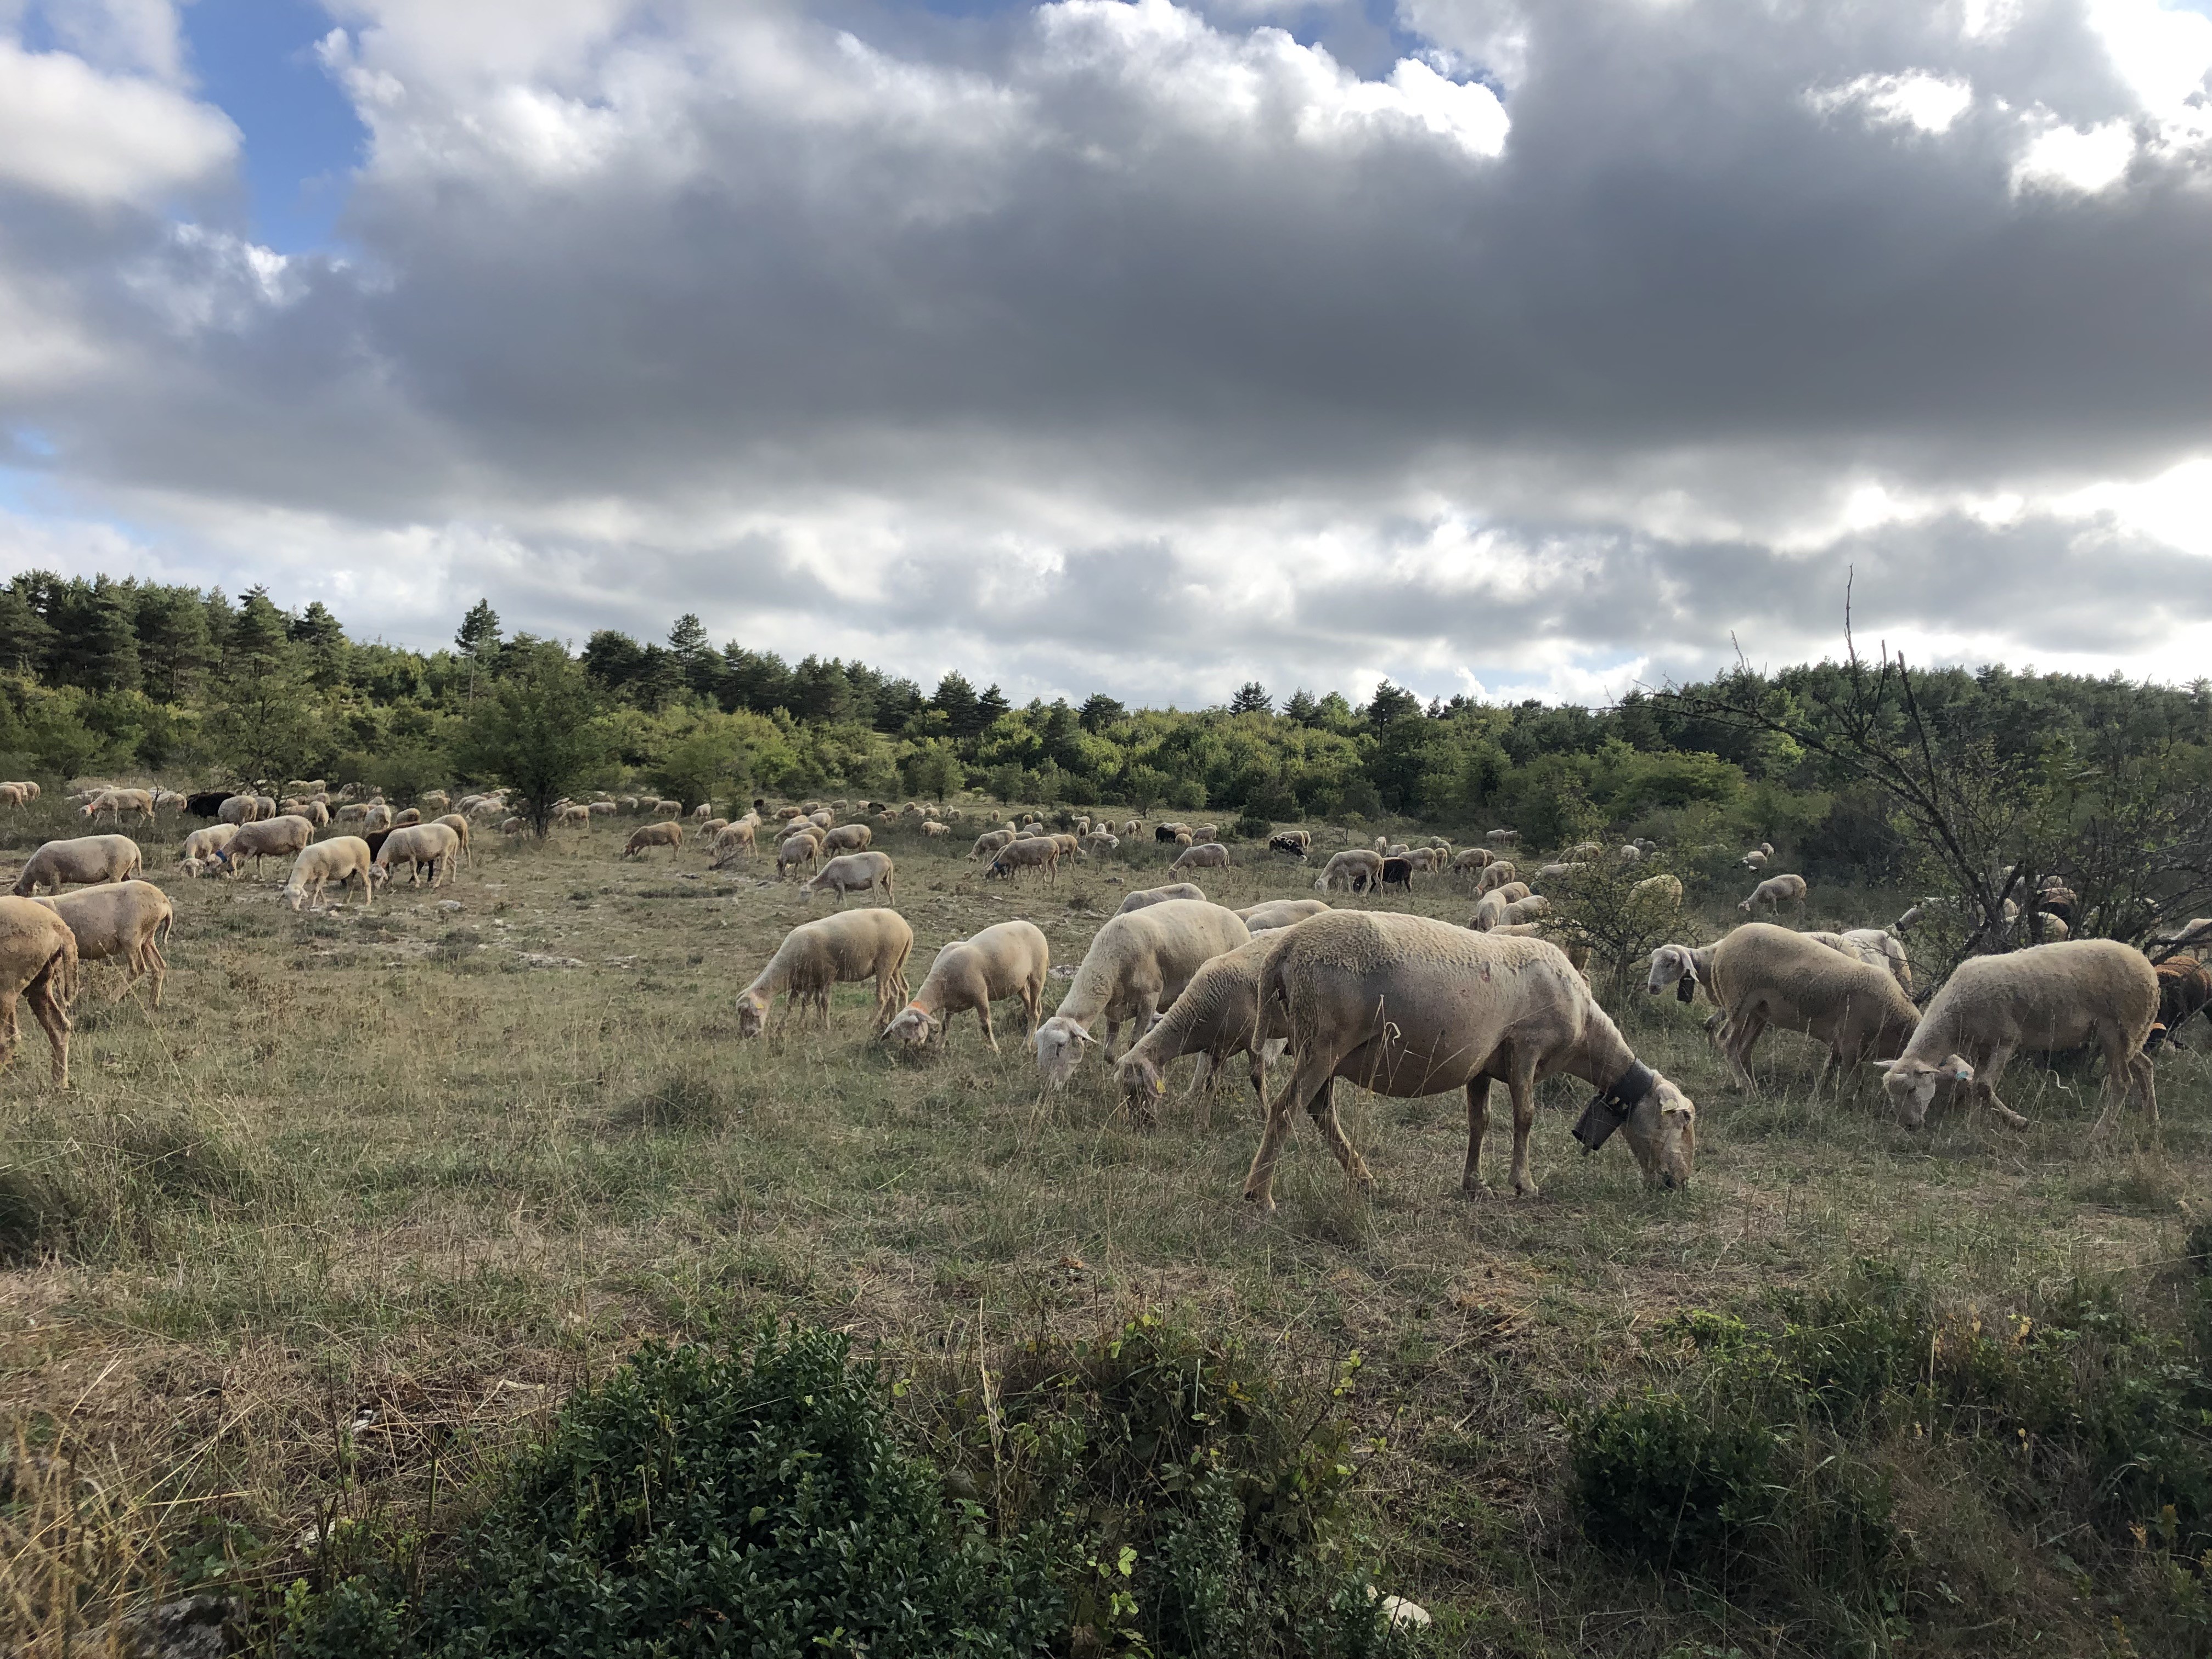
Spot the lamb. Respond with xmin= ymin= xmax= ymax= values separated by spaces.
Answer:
xmin=178 ymin=823 xmax=239 ymax=876
xmin=823 ymin=823 xmax=873 ymax=855
xmin=32 ymin=879 xmax=173 ymax=1006
xmin=1740 ymin=873 xmax=1808 ymax=916
xmin=0 ymin=896 xmax=76 ymax=1087
xmin=1171 ymin=842 xmax=1231 ymax=873
xmin=208 ymin=815 xmax=315 ymax=878
xmin=1119 ymin=883 xmax=1207 ymax=913
xmin=1241 ymin=912 xmax=1695 ymax=1210
xmin=1648 ymin=923 xmax=1920 ymax=1095
xmin=736 ymin=908 xmax=914 ymax=1036
xmin=776 ymin=833 xmax=821 ymax=880
xmin=435 ymin=813 xmax=474 ymax=866
xmin=2148 ymin=955 xmax=2211 ymax=1051
xmin=799 ymin=850 xmax=896 ymax=906
xmin=624 ymin=822 xmax=685 ymax=858
xmin=985 ymin=836 xmax=1062 ymax=884
xmin=1877 ymin=940 xmax=2160 ymax=1133
xmin=880 ymin=920 xmax=1049 ymax=1052
xmin=1236 ymin=899 xmax=1330 ymax=934
xmin=1033 ymin=899 xmax=1252 ymax=1087
xmin=373 ymin=822 xmax=461 ymax=889
xmin=15 ymin=834 xmax=145 ymax=895
xmin=1473 ymin=860 xmax=1517 ymax=895
xmin=1114 ymin=935 xmax=1292 ymax=1121
xmin=1313 ymin=848 xmax=1383 ymax=894
xmin=279 ymin=836 xmax=375 ymax=911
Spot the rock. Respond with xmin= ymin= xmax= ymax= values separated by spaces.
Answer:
xmin=1378 ymin=1593 xmax=1431 ymax=1629
xmin=437 ymin=899 xmax=463 ymax=912
xmin=516 ymin=952 xmax=584 ymax=969
xmin=121 ymin=1593 xmax=240 ymax=1659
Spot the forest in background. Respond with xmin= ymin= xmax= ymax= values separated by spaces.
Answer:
xmin=3 ymin=569 xmax=2210 ymax=891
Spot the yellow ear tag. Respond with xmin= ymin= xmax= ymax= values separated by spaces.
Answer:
xmin=1151 ymin=1076 xmax=1166 ymax=1096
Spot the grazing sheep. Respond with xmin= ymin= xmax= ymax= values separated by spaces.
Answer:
xmin=1877 ymin=940 xmax=2160 ymax=1133
xmin=799 ymin=850 xmax=896 ymax=906
xmin=1473 ymin=861 xmax=1517 ymax=895
xmin=1499 ymin=894 xmax=1550 ymax=926
xmin=1268 ymin=830 xmax=1312 ymax=859
xmin=1077 ymin=832 xmax=1119 ymax=859
xmin=392 ymin=808 xmax=423 ymax=827
xmin=1741 ymin=849 xmax=1768 ymax=870
xmin=433 ymin=814 xmax=474 ymax=866
xmin=33 ymin=879 xmax=173 ymax=1006
xmin=420 ymin=790 xmax=449 ymax=811
xmin=82 ymin=788 xmax=156 ymax=826
xmin=1122 ymin=819 xmax=1141 ymax=838
xmin=2148 ymin=955 xmax=2211 ymax=1051
xmin=1451 ymin=847 xmax=1496 ymax=877
xmin=280 ymin=837 xmax=375 ymax=911
xmin=1486 ymin=828 xmax=1520 ymax=845
xmin=736 ymin=909 xmax=914 ymax=1036
xmin=1313 ymin=848 xmax=1383 ymax=894
xmin=179 ymin=823 xmax=239 ymax=874
xmin=1236 ymin=899 xmax=1330 ymax=934
xmin=1034 ymin=899 xmax=1251 ymax=1087
xmin=823 ymin=823 xmax=873 ymax=855
xmin=1119 ymin=883 xmax=1207 ymax=913
xmin=500 ymin=817 xmax=525 ymax=836
xmin=985 ymin=836 xmax=1062 ymax=884
xmin=1469 ymin=890 xmax=1511 ymax=931
xmin=362 ymin=803 xmax=394 ymax=832
xmin=1243 ymin=912 xmax=1695 ymax=1210
xmin=969 ymin=828 xmax=1016 ymax=861
xmin=1533 ymin=861 xmax=1589 ymax=884
xmin=776 ymin=833 xmax=821 ymax=880
xmin=922 ymin=821 xmax=949 ymax=838
xmin=1740 ymin=873 xmax=1809 ymax=916
xmin=1841 ymin=927 xmax=1910 ymax=990
xmin=0 ymin=896 xmax=76 ymax=1087
xmin=1649 ymin=923 xmax=1920 ymax=1095
xmin=217 ymin=793 xmax=266 ymax=826
xmin=808 ymin=808 xmax=836 ymax=830
xmin=709 ymin=821 xmax=759 ymax=867
xmin=1171 ymin=842 xmax=1230 ymax=873
xmin=1114 ymin=935 xmax=1292 ymax=1122
xmin=1629 ymin=873 xmax=1684 ymax=910
xmin=694 ymin=802 xmax=715 ymax=821
xmin=880 ymin=920 xmax=1049 ymax=1052
xmin=624 ymin=822 xmax=685 ymax=858
xmin=1803 ymin=930 xmax=1895 ymax=974
xmin=1380 ymin=856 xmax=1413 ymax=893
xmin=15 ymin=834 xmax=145 ymax=895
xmin=588 ymin=801 xmax=618 ymax=819
xmin=207 ymin=815 xmax=315 ymax=878
xmin=373 ymin=822 xmax=462 ymax=889
xmin=1155 ymin=823 xmax=1189 ymax=844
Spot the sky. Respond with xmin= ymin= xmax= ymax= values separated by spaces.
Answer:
xmin=2 ymin=0 xmax=2211 ymax=710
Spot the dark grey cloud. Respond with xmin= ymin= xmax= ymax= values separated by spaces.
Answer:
xmin=3 ymin=0 xmax=2211 ymax=704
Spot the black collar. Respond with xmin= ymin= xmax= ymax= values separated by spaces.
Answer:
xmin=1571 ymin=1060 xmax=1657 ymax=1153
xmin=1601 ymin=1060 xmax=1657 ymax=1111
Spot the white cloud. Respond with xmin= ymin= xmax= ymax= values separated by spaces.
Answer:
xmin=2012 ymin=114 xmax=2136 ymax=191
xmin=0 ymin=37 xmax=235 ymax=206
xmin=1809 ymin=70 xmax=1974 ymax=134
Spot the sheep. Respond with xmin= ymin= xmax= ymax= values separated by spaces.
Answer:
xmin=32 ymin=879 xmax=173 ymax=1006
xmin=433 ymin=813 xmax=474 ymax=867
xmin=1499 ymin=894 xmax=1550 ymax=926
xmin=588 ymin=800 xmax=618 ymax=819
xmin=1077 ymin=832 xmax=1119 ymax=859
xmin=1313 ymin=848 xmax=1383 ymax=894
xmin=279 ymin=837 xmax=375 ymax=911
xmin=1119 ymin=883 xmax=1207 ymax=913
xmin=373 ymin=822 xmax=462 ymax=889
xmin=2148 ymin=956 xmax=2211 ymax=1052
xmin=1473 ymin=860 xmax=1517 ymax=895
xmin=1115 ymin=936 xmax=1292 ymax=1122
xmin=776 ymin=833 xmax=821 ymax=880
xmin=1740 ymin=873 xmax=1808 ymax=916
xmin=500 ymin=817 xmax=525 ymax=836
xmin=1629 ymin=872 xmax=1684 ymax=911
xmin=363 ymin=803 xmax=394 ymax=833
xmin=1740 ymin=841 xmax=1775 ymax=868
xmin=82 ymin=788 xmax=156 ymax=826
xmin=420 ymin=789 xmax=449 ymax=811
xmin=390 ymin=807 xmax=422 ymax=828
xmin=880 ymin=920 xmax=1049 ymax=1052
xmin=736 ymin=908 xmax=914 ymax=1037
xmin=1486 ymin=828 xmax=1520 ymax=845
xmin=1649 ymin=923 xmax=1921 ymax=1095
xmin=985 ymin=837 xmax=1062 ymax=884
xmin=1171 ymin=842 xmax=1230 ymax=873
xmin=1122 ymin=819 xmax=1141 ymax=838
xmin=922 ymin=821 xmax=949 ymax=838
xmin=1032 ymin=899 xmax=1251 ymax=1087
xmin=1803 ymin=930 xmax=1896 ymax=974
xmin=969 ymin=828 xmax=1016 ymax=861
xmin=178 ymin=823 xmax=239 ymax=872
xmin=15 ymin=834 xmax=145 ymax=895
xmin=694 ymin=802 xmax=715 ymax=821
xmin=1380 ymin=857 xmax=1413 ymax=893
xmin=1877 ymin=940 xmax=2160 ymax=1133
xmin=799 ymin=850 xmax=896 ymax=906
xmin=1237 ymin=899 xmax=1330 ymax=934
xmin=1839 ymin=927 xmax=1911 ymax=990
xmin=1373 ymin=835 xmax=1389 ymax=854
xmin=709 ymin=822 xmax=759 ymax=868
xmin=1402 ymin=847 xmax=1443 ymax=873
xmin=815 ymin=822 xmax=869 ymax=856
xmin=1242 ymin=911 xmax=1695 ymax=1210
xmin=1470 ymin=890 xmax=1510 ymax=931
xmin=217 ymin=793 xmax=264 ymax=826
xmin=0 ymin=896 xmax=76 ymax=1087
xmin=808 ymin=808 xmax=836 ymax=830
xmin=251 ymin=795 xmax=276 ymax=820
xmin=207 ymin=815 xmax=314 ymax=878
xmin=1269 ymin=830 xmax=1312 ymax=859
xmin=1533 ymin=861 xmax=1589 ymax=884
xmin=1449 ymin=848 xmax=1497 ymax=878
xmin=624 ymin=822 xmax=684 ymax=859
xmin=1155 ymin=823 xmax=1189 ymax=844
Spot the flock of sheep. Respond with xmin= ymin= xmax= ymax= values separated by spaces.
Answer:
xmin=1 ymin=783 xmax=2206 ymax=1207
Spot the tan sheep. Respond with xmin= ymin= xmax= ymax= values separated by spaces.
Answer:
xmin=435 ymin=813 xmax=474 ymax=866
xmin=179 ymin=823 xmax=239 ymax=876
xmin=32 ymin=879 xmax=172 ymax=1006
xmin=1171 ymin=842 xmax=1231 ymax=873
xmin=1313 ymin=848 xmax=1383 ymax=894
xmin=1114 ymin=935 xmax=1291 ymax=1122
xmin=799 ymin=850 xmax=896 ymax=906
xmin=1740 ymin=873 xmax=1809 ymax=916
xmin=823 ymin=822 xmax=873 ymax=855
xmin=776 ymin=833 xmax=821 ymax=880
xmin=921 ymin=821 xmax=949 ymax=838
xmin=217 ymin=793 xmax=267 ymax=826
xmin=1236 ymin=899 xmax=1330 ymax=934
xmin=373 ymin=822 xmax=461 ymax=889
xmin=1472 ymin=860 xmax=1517 ymax=895
xmin=362 ymin=803 xmax=393 ymax=832
xmin=1033 ymin=899 xmax=1251 ymax=1087
xmin=1119 ymin=882 xmax=1208 ymax=913
xmin=209 ymin=815 xmax=315 ymax=878
xmin=280 ymin=836 xmax=375 ymax=911
xmin=0 ymin=896 xmax=76 ymax=1086
xmin=709 ymin=821 xmax=759 ymax=868
xmin=736 ymin=908 xmax=914 ymax=1036
xmin=1877 ymin=939 xmax=2160 ymax=1133
xmin=969 ymin=828 xmax=1016 ymax=861
xmin=81 ymin=788 xmax=155 ymax=826
xmin=880 ymin=920 xmax=1049 ymax=1052
xmin=624 ymin=822 xmax=685 ymax=859
xmin=1451 ymin=847 xmax=1496 ymax=877
xmin=15 ymin=834 xmax=145 ymax=895
xmin=985 ymin=836 xmax=1062 ymax=884
xmin=1242 ymin=912 xmax=1695 ymax=1210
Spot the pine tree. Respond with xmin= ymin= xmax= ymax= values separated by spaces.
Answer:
xmin=80 ymin=584 xmax=143 ymax=693
xmin=0 ymin=581 xmax=57 ymax=676
xmin=230 ymin=586 xmax=291 ymax=672
xmin=133 ymin=587 xmax=213 ymax=702
xmin=974 ymin=682 xmax=1009 ymax=731
xmin=1078 ymin=693 xmax=1125 ymax=733
xmin=292 ymin=600 xmax=349 ymax=690
xmin=456 ymin=598 xmax=503 ymax=707
xmin=932 ymin=672 xmax=979 ymax=737
xmin=1229 ymin=681 xmax=1271 ymax=715
xmin=1284 ymin=689 xmax=1319 ymax=726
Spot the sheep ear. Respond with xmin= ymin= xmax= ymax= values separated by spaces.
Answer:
xmin=1871 ymin=1059 xmax=1897 ymax=1072
xmin=1074 ymin=1028 xmax=1098 ymax=1045
xmin=1943 ymin=1055 xmax=1975 ymax=1082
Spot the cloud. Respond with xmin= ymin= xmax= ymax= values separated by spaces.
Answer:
xmin=0 ymin=35 xmax=235 ymax=206
xmin=2 ymin=0 xmax=2211 ymax=709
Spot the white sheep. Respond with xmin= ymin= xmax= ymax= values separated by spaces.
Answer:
xmin=823 ymin=823 xmax=873 ymax=855
xmin=280 ymin=836 xmax=375 ymax=911
xmin=1119 ymin=883 xmax=1207 ymax=913
xmin=435 ymin=813 xmax=475 ymax=866
xmin=1740 ymin=873 xmax=1808 ymax=916
xmin=737 ymin=909 xmax=914 ymax=1036
xmin=1243 ymin=912 xmax=1695 ymax=1210
xmin=624 ymin=822 xmax=684 ymax=858
xmin=14 ymin=834 xmax=145 ymax=896
xmin=1171 ymin=842 xmax=1230 ymax=873
xmin=0 ymin=896 xmax=76 ymax=1087
xmin=776 ymin=833 xmax=821 ymax=880
xmin=984 ymin=837 xmax=1061 ymax=884
xmin=799 ymin=850 xmax=896 ymax=906
xmin=1114 ymin=935 xmax=1291 ymax=1122
xmin=373 ymin=822 xmax=461 ymax=888
xmin=32 ymin=879 xmax=173 ymax=1006
xmin=1877 ymin=939 xmax=2160 ymax=1133
xmin=1313 ymin=848 xmax=1383 ymax=894
xmin=1033 ymin=899 xmax=1251 ymax=1087
xmin=1235 ymin=899 xmax=1330 ymax=934
xmin=880 ymin=920 xmax=1049 ymax=1052
xmin=1472 ymin=861 xmax=1517 ymax=895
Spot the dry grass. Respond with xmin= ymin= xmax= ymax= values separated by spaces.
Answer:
xmin=1 ymin=805 xmax=2207 ymax=1655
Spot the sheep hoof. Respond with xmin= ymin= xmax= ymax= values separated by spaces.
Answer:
xmin=1512 ymin=1178 xmax=1542 ymax=1199
xmin=1458 ymin=1180 xmax=1496 ymax=1201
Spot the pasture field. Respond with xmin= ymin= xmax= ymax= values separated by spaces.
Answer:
xmin=2 ymin=805 xmax=2208 ymax=1656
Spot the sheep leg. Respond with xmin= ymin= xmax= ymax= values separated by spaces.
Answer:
xmin=1971 ymin=1041 xmax=2029 ymax=1129
xmin=1303 ymin=1075 xmax=1374 ymax=1195
xmin=1506 ymin=1054 xmax=1542 ymax=1198
xmin=0 ymin=989 xmax=18 ymax=1075
xmin=1721 ymin=1009 xmax=1765 ymax=1091
xmin=1243 ymin=1049 xmax=1335 ymax=1209
xmin=1461 ymin=1075 xmax=1493 ymax=1197
xmin=976 ymin=1000 xmax=1000 ymax=1056
xmin=25 ymin=973 xmax=69 ymax=1088
xmin=143 ymin=936 xmax=168 ymax=1010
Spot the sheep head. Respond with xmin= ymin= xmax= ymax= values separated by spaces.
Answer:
xmin=735 ymin=990 xmax=771 ymax=1039
xmin=1616 ymin=1075 xmax=1697 ymax=1190
xmin=1645 ymin=945 xmax=1696 ymax=996
xmin=1032 ymin=1015 xmax=1094 ymax=1088
xmin=880 ymin=1005 xmax=937 ymax=1047
xmin=1114 ymin=1050 xmax=1166 ymax=1104
xmin=1876 ymin=1054 xmax=1973 ymax=1127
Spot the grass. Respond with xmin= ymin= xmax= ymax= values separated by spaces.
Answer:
xmin=1 ymin=804 xmax=2208 ymax=1655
